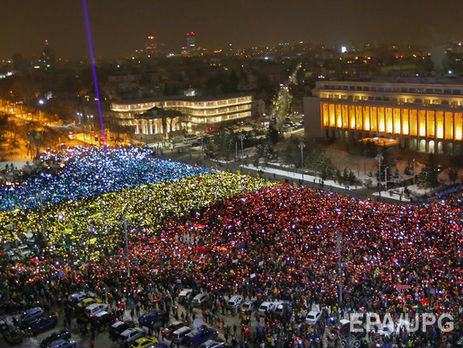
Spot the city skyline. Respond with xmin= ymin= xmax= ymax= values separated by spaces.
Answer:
xmin=1 ymin=0 xmax=463 ymax=59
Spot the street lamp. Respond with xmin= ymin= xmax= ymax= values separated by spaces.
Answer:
xmin=123 ymin=218 xmax=130 ymax=278
xmin=298 ymin=142 xmax=305 ymax=169
xmin=337 ymin=229 xmax=342 ymax=320
xmin=121 ymin=201 xmax=131 ymax=278
xmin=238 ymin=133 xmax=245 ymax=158
xmin=376 ymin=153 xmax=384 ymax=197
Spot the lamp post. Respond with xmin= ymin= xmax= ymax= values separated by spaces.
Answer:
xmin=238 ymin=133 xmax=245 ymax=158
xmin=299 ymin=142 xmax=306 ymax=182
xmin=123 ymin=218 xmax=130 ymax=278
xmin=412 ymin=158 xmax=416 ymax=186
xmin=298 ymin=142 xmax=305 ymax=168
xmin=376 ymin=154 xmax=384 ymax=197
xmin=122 ymin=201 xmax=131 ymax=278
xmin=337 ymin=228 xmax=342 ymax=320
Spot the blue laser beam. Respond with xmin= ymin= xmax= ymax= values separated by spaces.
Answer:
xmin=82 ymin=0 xmax=107 ymax=154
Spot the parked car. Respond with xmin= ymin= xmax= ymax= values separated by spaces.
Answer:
xmin=200 ymin=340 xmax=225 ymax=348
xmin=69 ymin=291 xmax=97 ymax=304
xmin=85 ymin=303 xmax=109 ymax=318
xmin=274 ymin=302 xmax=291 ymax=317
xmin=40 ymin=329 xmax=72 ymax=348
xmin=17 ymin=245 xmax=33 ymax=258
xmin=149 ymin=344 xmax=168 ymax=348
xmin=240 ymin=300 xmax=256 ymax=313
xmin=90 ymin=310 xmax=115 ymax=328
xmin=178 ymin=289 xmax=194 ymax=303
xmin=171 ymin=326 xmax=192 ymax=343
xmin=29 ymin=315 xmax=58 ymax=335
xmin=119 ymin=327 xmax=145 ymax=346
xmin=227 ymin=295 xmax=244 ymax=309
xmin=183 ymin=326 xmax=218 ymax=347
xmin=131 ymin=336 xmax=158 ymax=348
xmin=69 ymin=291 xmax=88 ymax=303
xmin=192 ymin=293 xmax=209 ymax=307
xmin=305 ymin=305 xmax=322 ymax=325
xmin=161 ymin=321 xmax=189 ymax=338
xmin=19 ymin=307 xmax=44 ymax=328
xmin=138 ymin=311 xmax=169 ymax=328
xmin=45 ymin=339 xmax=77 ymax=348
xmin=110 ymin=320 xmax=135 ymax=340
xmin=258 ymin=302 xmax=278 ymax=316
xmin=77 ymin=297 xmax=102 ymax=309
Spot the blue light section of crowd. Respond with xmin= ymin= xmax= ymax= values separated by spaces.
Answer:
xmin=0 ymin=146 xmax=214 ymax=212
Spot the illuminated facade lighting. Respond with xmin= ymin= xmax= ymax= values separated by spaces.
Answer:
xmin=111 ymin=95 xmax=253 ymax=134
xmin=304 ymin=81 xmax=463 ymax=154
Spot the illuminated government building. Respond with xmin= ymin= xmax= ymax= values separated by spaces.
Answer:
xmin=304 ymin=80 xmax=463 ymax=154
xmin=110 ymin=94 xmax=253 ymax=137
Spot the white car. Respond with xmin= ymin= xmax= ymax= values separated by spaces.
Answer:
xmin=171 ymin=326 xmax=192 ymax=343
xmin=119 ymin=327 xmax=145 ymax=344
xmin=240 ymin=300 xmax=256 ymax=313
xmin=305 ymin=310 xmax=322 ymax=324
xmin=258 ymin=302 xmax=278 ymax=316
xmin=85 ymin=303 xmax=109 ymax=317
xmin=227 ymin=295 xmax=244 ymax=309
xmin=69 ymin=291 xmax=96 ymax=303
xmin=178 ymin=289 xmax=194 ymax=303
xmin=192 ymin=293 xmax=209 ymax=307
xmin=201 ymin=340 xmax=225 ymax=348
xmin=305 ymin=304 xmax=322 ymax=324
xmin=17 ymin=245 xmax=32 ymax=258
xmin=69 ymin=291 xmax=87 ymax=303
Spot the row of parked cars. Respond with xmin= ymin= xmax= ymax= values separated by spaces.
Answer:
xmin=2 ymin=240 xmax=40 ymax=261
xmin=0 ymin=306 xmax=75 ymax=347
xmin=69 ymin=290 xmax=223 ymax=347
xmin=178 ymin=289 xmax=323 ymax=326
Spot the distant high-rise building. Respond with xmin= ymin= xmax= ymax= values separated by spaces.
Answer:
xmin=183 ymin=32 xmax=197 ymax=54
xmin=137 ymin=35 xmax=160 ymax=58
xmin=41 ymin=40 xmax=55 ymax=70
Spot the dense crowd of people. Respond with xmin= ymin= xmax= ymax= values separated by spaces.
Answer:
xmin=0 ymin=146 xmax=214 ymax=212
xmin=1 ymin=146 xmax=463 ymax=346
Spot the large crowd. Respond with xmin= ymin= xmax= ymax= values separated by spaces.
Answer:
xmin=1 ymin=147 xmax=463 ymax=346
xmin=0 ymin=146 xmax=214 ymax=212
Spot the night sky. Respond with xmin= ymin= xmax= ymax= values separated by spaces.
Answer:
xmin=1 ymin=0 xmax=463 ymax=59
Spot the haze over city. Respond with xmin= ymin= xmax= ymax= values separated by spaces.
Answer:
xmin=1 ymin=0 xmax=463 ymax=58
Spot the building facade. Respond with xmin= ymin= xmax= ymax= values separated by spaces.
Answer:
xmin=132 ymin=107 xmax=183 ymax=140
xmin=110 ymin=94 xmax=253 ymax=134
xmin=304 ymin=80 xmax=463 ymax=154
